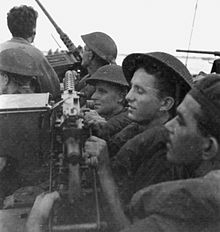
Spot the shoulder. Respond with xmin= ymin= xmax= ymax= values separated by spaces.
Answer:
xmin=130 ymin=172 xmax=220 ymax=220
xmin=107 ymin=109 xmax=131 ymax=125
xmin=124 ymin=124 xmax=167 ymax=150
xmin=114 ymin=122 xmax=142 ymax=138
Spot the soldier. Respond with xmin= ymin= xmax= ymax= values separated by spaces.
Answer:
xmin=76 ymin=31 xmax=117 ymax=105
xmin=108 ymin=52 xmax=192 ymax=157
xmin=0 ymin=48 xmax=49 ymax=204
xmin=0 ymin=5 xmax=60 ymax=101
xmin=84 ymin=64 xmax=131 ymax=140
xmin=83 ymin=51 xmax=193 ymax=229
xmin=26 ymin=74 xmax=220 ymax=232
xmin=0 ymin=48 xmax=42 ymax=94
xmin=83 ymin=74 xmax=220 ymax=231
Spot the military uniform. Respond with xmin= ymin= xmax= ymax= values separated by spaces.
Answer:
xmin=0 ymin=37 xmax=60 ymax=100
xmin=90 ymin=108 xmax=131 ymax=141
xmin=111 ymin=122 xmax=186 ymax=205
xmin=108 ymin=122 xmax=147 ymax=158
xmin=121 ymin=170 xmax=220 ymax=232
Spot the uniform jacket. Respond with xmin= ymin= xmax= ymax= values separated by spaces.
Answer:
xmin=121 ymin=170 xmax=220 ymax=232
xmin=111 ymin=122 xmax=186 ymax=204
xmin=108 ymin=122 xmax=147 ymax=158
xmin=91 ymin=108 xmax=132 ymax=141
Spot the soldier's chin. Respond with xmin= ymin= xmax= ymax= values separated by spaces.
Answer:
xmin=127 ymin=112 xmax=136 ymax=121
xmin=94 ymin=105 xmax=100 ymax=110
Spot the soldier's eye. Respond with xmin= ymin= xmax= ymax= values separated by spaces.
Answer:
xmin=134 ymin=86 xmax=144 ymax=94
xmin=97 ymin=88 xmax=107 ymax=94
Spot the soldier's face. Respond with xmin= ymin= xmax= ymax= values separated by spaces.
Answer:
xmin=126 ymin=68 xmax=162 ymax=123
xmin=81 ymin=45 xmax=92 ymax=68
xmin=91 ymin=81 xmax=122 ymax=116
xmin=0 ymin=72 xmax=35 ymax=94
xmin=165 ymin=94 xmax=204 ymax=165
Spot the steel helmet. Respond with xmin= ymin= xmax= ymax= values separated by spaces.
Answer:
xmin=86 ymin=64 xmax=129 ymax=88
xmin=0 ymin=48 xmax=42 ymax=77
xmin=122 ymin=52 xmax=193 ymax=108
xmin=81 ymin=32 xmax=117 ymax=64
xmin=122 ymin=52 xmax=193 ymax=87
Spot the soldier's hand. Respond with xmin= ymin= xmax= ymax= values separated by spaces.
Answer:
xmin=65 ymin=137 xmax=80 ymax=158
xmin=83 ymin=136 xmax=110 ymax=168
xmin=84 ymin=110 xmax=106 ymax=126
xmin=28 ymin=191 xmax=60 ymax=225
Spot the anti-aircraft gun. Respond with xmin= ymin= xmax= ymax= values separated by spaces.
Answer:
xmin=34 ymin=0 xmax=87 ymax=80
xmin=176 ymin=49 xmax=220 ymax=74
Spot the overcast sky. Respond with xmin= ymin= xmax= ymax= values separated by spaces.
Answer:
xmin=0 ymin=0 xmax=219 ymax=73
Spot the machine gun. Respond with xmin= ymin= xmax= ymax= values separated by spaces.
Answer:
xmin=34 ymin=0 xmax=87 ymax=80
xmin=48 ymin=71 xmax=106 ymax=231
xmin=0 ymin=72 xmax=105 ymax=231
xmin=176 ymin=49 xmax=220 ymax=57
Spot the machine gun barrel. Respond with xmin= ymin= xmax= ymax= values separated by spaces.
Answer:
xmin=176 ymin=49 xmax=220 ymax=57
xmin=35 ymin=0 xmax=81 ymax=61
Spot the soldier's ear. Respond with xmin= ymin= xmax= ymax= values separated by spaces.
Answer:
xmin=88 ymin=51 xmax=94 ymax=61
xmin=1 ymin=73 xmax=9 ymax=86
xmin=202 ymin=136 xmax=219 ymax=161
xmin=160 ymin=96 xmax=174 ymax=112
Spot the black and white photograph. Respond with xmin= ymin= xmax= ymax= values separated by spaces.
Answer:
xmin=0 ymin=0 xmax=220 ymax=231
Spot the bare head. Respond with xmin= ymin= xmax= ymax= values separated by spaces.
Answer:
xmin=7 ymin=5 xmax=38 ymax=43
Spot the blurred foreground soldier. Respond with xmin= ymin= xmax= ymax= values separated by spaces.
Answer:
xmin=0 ymin=48 xmax=41 ymax=94
xmin=0 ymin=5 xmax=60 ymax=100
xmin=25 ymin=74 xmax=220 ymax=232
xmin=76 ymin=31 xmax=117 ymax=105
xmin=0 ymin=48 xmax=49 ymax=205
xmin=84 ymin=64 xmax=131 ymax=140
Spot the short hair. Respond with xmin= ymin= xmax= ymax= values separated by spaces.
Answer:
xmin=135 ymin=61 xmax=187 ymax=117
xmin=7 ymin=5 xmax=38 ymax=39
xmin=110 ymin=83 xmax=128 ymax=107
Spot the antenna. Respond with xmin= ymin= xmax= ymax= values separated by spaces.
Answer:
xmin=51 ymin=33 xmax=61 ymax=48
xmin=185 ymin=0 xmax=199 ymax=66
